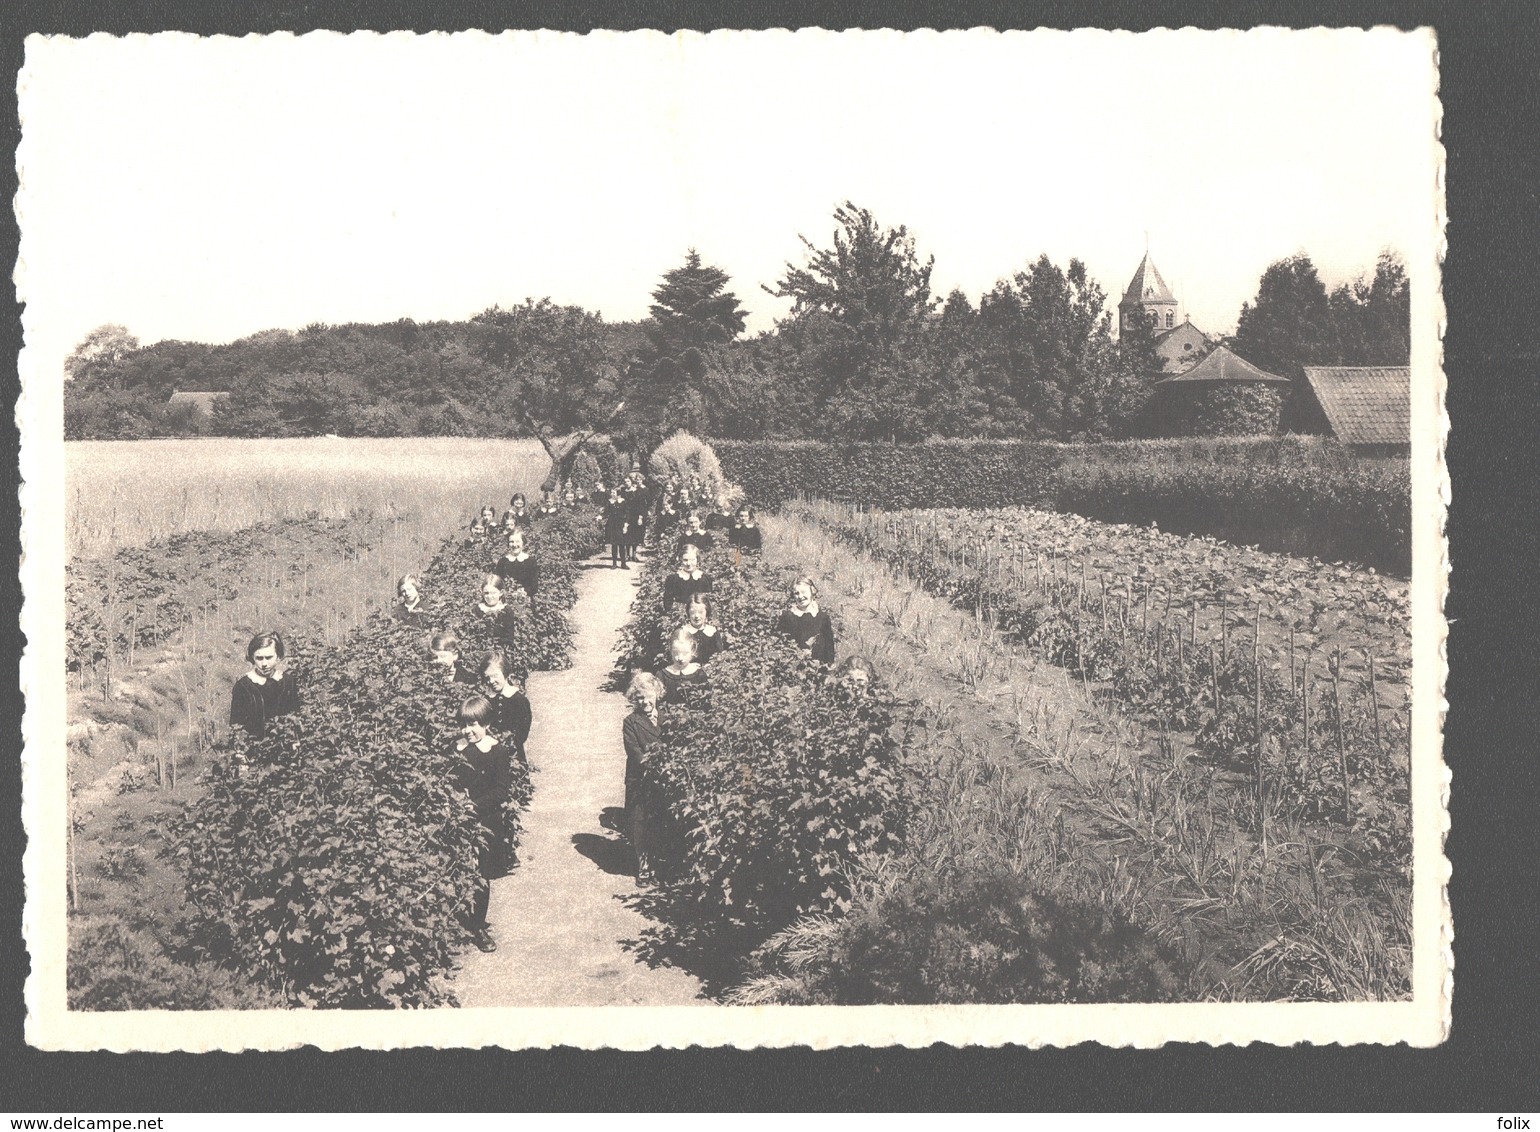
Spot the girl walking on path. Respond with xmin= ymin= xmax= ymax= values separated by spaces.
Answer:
xmin=776 ymin=576 xmax=836 ymax=665
xmin=622 ymin=672 xmax=665 ymax=887
xmin=605 ymin=487 xmax=631 ymax=569
xmin=453 ymin=695 xmax=512 ymax=953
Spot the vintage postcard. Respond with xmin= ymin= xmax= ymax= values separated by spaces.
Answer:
xmin=18 ymin=27 xmax=1448 ymax=1050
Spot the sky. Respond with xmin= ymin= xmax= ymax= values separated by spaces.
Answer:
xmin=18 ymin=28 xmax=1439 ymax=374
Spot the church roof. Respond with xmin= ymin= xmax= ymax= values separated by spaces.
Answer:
xmin=1302 ymin=366 xmax=1410 ymax=447
xmin=1153 ymin=345 xmax=1289 ymax=385
xmin=1121 ymin=253 xmax=1176 ymax=307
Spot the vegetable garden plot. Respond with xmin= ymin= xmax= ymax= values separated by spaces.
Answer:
xmin=793 ymin=501 xmax=1411 ymax=857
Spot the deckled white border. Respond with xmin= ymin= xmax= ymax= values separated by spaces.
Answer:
xmin=17 ymin=26 xmax=1450 ymax=1051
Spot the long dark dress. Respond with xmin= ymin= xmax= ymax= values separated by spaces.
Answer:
xmin=728 ymin=523 xmax=763 ymax=552
xmin=658 ymin=665 xmax=708 ymax=701
xmin=494 ymin=555 xmax=540 ymax=604
xmin=622 ymin=708 xmax=661 ymax=869
xmin=454 ymin=737 xmax=514 ymax=925
xmin=228 ymin=671 xmax=300 ymax=740
xmin=777 ymin=607 xmax=836 ymax=665
xmin=604 ymin=499 xmax=630 ymax=566
xmin=487 ymin=688 xmax=532 ymax=765
xmin=687 ymin=625 xmax=726 ymax=665
xmin=661 ymin=570 xmax=712 ymax=614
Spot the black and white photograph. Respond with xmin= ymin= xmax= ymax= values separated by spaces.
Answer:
xmin=17 ymin=26 xmax=1446 ymax=1050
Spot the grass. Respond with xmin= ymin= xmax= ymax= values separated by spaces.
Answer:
xmin=65 ymin=436 xmax=553 ymax=558
xmin=755 ymin=510 xmax=1411 ymax=1002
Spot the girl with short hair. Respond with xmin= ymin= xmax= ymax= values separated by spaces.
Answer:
xmin=479 ymin=651 xmax=532 ymax=770
xmin=682 ymin=593 xmax=728 ymax=665
xmin=393 ymin=574 xmax=426 ymax=627
xmin=658 ymin=628 xmax=708 ymax=701
xmin=776 ymin=576 xmax=836 ymax=665
xmin=493 ymin=528 xmax=541 ymax=611
xmin=430 ymin=631 xmax=480 ymax=687
xmin=453 ymin=695 xmax=513 ymax=951
xmin=622 ymin=671 xmax=666 ymax=886
xmin=728 ymin=504 xmax=763 ymax=553
xmin=228 ymin=630 xmax=301 ymax=740
xmin=661 ymin=544 xmax=712 ymax=617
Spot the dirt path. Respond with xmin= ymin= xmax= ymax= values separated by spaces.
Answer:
xmin=451 ymin=556 xmax=705 ymax=1007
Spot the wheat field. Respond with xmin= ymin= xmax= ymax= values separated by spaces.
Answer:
xmin=65 ymin=437 xmax=556 ymax=558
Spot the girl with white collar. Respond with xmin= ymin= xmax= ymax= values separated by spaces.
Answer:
xmin=776 ymin=576 xmax=836 ymax=665
xmin=228 ymin=630 xmax=301 ymax=741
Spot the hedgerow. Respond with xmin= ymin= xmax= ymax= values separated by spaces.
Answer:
xmin=176 ymin=506 xmax=602 ymax=1007
xmin=715 ymin=436 xmax=1409 ymax=573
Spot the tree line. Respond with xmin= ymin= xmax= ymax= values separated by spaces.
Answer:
xmin=64 ymin=202 xmax=1409 ymax=447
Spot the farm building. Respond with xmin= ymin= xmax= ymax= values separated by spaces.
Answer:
xmin=1146 ymin=345 xmax=1290 ymax=436
xmin=1296 ymin=366 xmax=1411 ymax=456
xmin=166 ymin=391 xmax=229 ymax=417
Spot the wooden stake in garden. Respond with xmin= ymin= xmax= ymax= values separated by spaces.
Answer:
xmin=1331 ymin=654 xmax=1351 ymax=821
xmin=1220 ymin=595 xmax=1229 ymax=665
xmin=1367 ymin=649 xmax=1384 ymax=766
xmin=1254 ymin=658 xmax=1266 ymax=830
xmin=1210 ymin=644 xmax=1221 ymax=714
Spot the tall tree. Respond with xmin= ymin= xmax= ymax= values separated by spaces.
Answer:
xmin=1329 ymin=250 xmax=1411 ymax=365
xmin=1232 ymin=254 xmax=1337 ymax=378
xmin=765 ymin=202 xmax=937 ymax=440
xmin=64 ymin=324 xmax=139 ymax=389
xmin=646 ymin=249 xmax=748 ymax=356
xmin=624 ymin=250 xmax=747 ymax=453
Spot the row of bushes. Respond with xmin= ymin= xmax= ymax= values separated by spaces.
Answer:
xmin=715 ymin=436 xmax=1410 ymax=573
xmin=173 ymin=508 xmax=602 ymax=1008
xmin=617 ymin=538 xmax=917 ymax=945
xmin=618 ymin=495 xmax=1182 ymax=1003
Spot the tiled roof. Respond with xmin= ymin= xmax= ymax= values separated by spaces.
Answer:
xmin=1153 ymin=345 xmax=1289 ymax=385
xmin=1121 ymin=253 xmax=1175 ymax=307
xmin=1302 ymin=366 xmax=1411 ymax=446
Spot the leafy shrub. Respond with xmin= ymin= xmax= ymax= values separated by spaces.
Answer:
xmin=68 ymin=917 xmax=281 ymax=1010
xmin=732 ymin=866 xmax=1182 ymax=1005
xmin=619 ymin=537 xmax=917 ymax=942
xmin=1149 ymin=383 xmax=1285 ymax=437
xmin=647 ymin=430 xmax=729 ymax=501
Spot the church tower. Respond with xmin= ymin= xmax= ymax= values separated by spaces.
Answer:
xmin=1119 ymin=252 xmax=1179 ymax=334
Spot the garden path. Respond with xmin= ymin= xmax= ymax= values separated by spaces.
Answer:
xmin=451 ymin=554 xmax=705 ymax=1007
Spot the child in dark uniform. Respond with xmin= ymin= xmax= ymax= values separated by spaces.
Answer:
xmin=478 ymin=651 xmax=532 ymax=772
xmin=493 ymin=528 xmax=540 ymax=612
xmin=452 ymin=696 xmax=512 ymax=952
xmin=658 ymin=629 xmax=708 ymax=701
xmin=228 ymin=630 xmax=301 ymax=741
xmin=776 ymin=576 xmax=836 ymax=665
xmin=622 ymin=672 xmax=665 ymax=886
xmin=728 ymin=505 xmax=763 ymax=553
xmin=430 ymin=631 xmax=481 ymax=687
xmin=503 ymin=493 xmax=533 ymax=531
xmin=677 ymin=512 xmax=715 ymax=555
xmin=682 ymin=594 xmax=728 ymax=665
xmin=604 ymin=487 xmax=631 ymax=569
xmin=661 ymin=544 xmax=712 ymax=617
xmin=393 ymin=574 xmax=426 ymax=627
